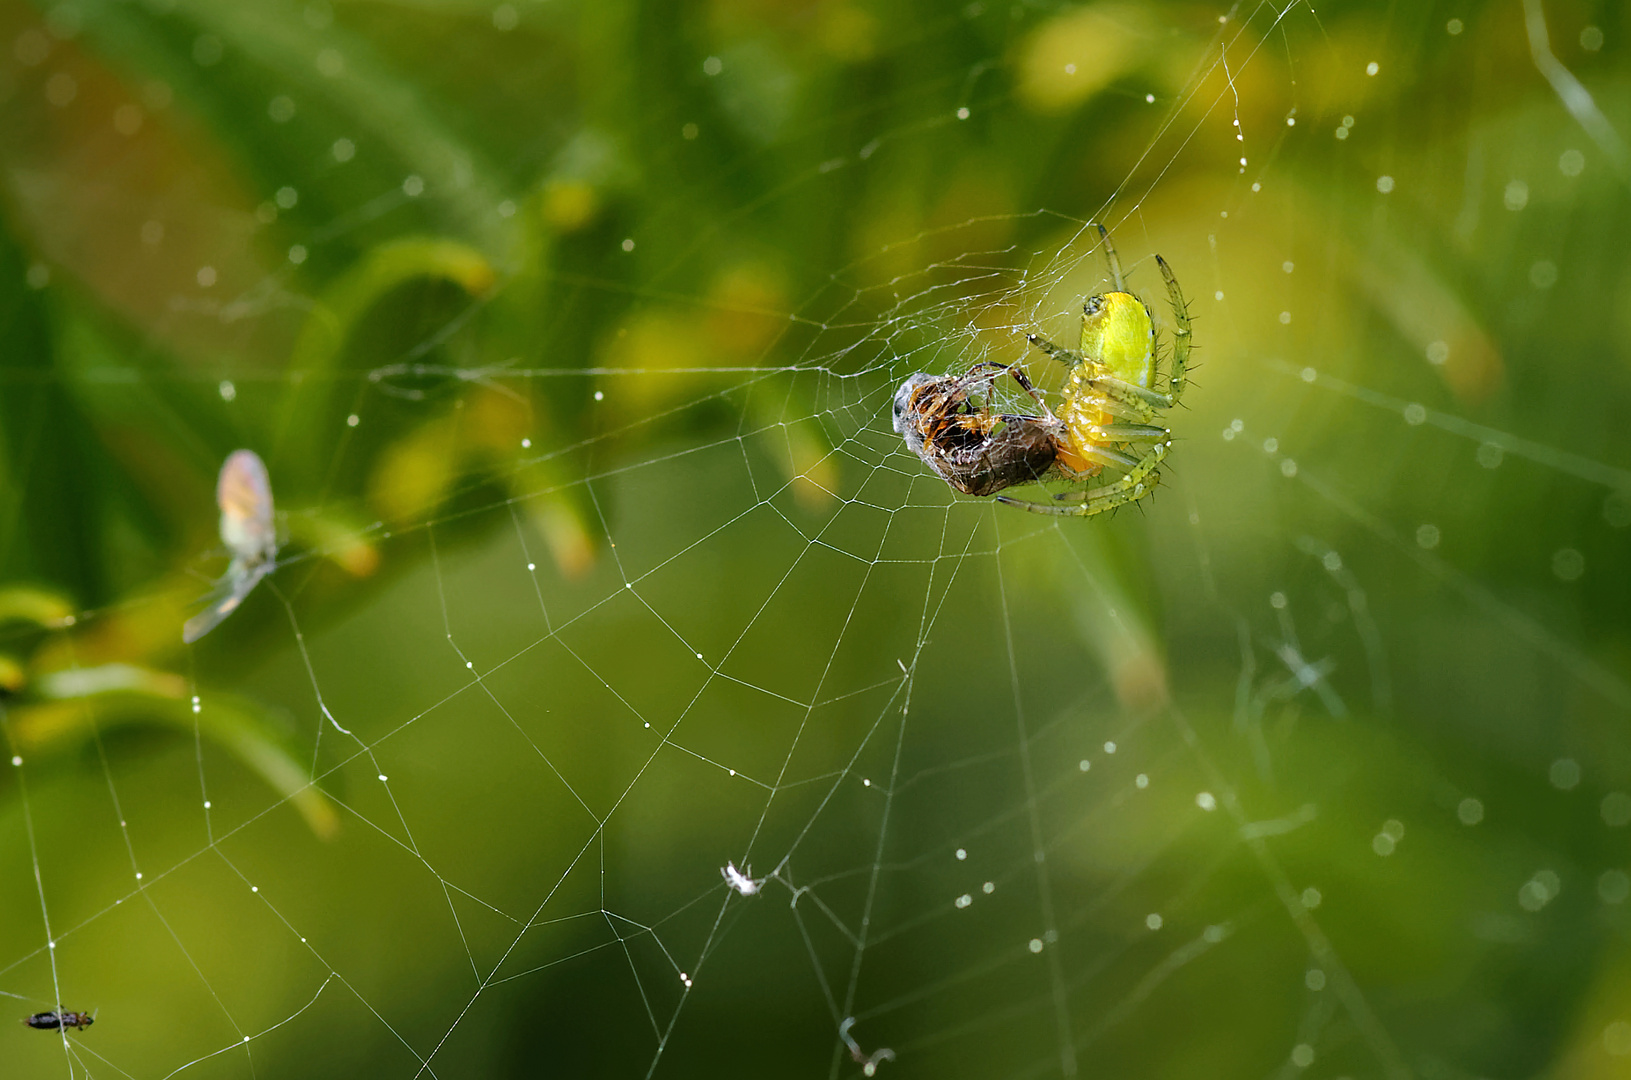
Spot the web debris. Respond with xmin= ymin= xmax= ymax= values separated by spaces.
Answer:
xmin=720 ymin=861 xmax=762 ymax=897
xmin=839 ymin=1016 xmax=896 ymax=1077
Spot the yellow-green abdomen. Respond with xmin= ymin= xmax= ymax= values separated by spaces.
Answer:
xmin=1079 ymin=292 xmax=1155 ymax=387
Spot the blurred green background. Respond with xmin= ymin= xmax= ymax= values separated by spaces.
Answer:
xmin=3 ymin=0 xmax=1630 ymax=1076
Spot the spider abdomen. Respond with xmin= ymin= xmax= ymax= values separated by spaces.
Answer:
xmin=1079 ymin=292 xmax=1156 ymax=387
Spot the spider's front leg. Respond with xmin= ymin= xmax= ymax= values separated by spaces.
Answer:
xmin=1025 ymin=332 xmax=1085 ymax=370
xmin=1155 ymin=254 xmax=1192 ymax=404
xmin=1025 ymin=334 xmax=1174 ymax=416
xmin=1080 ymin=373 xmax=1175 ymax=412
xmin=1095 ymin=223 xmax=1128 ymax=292
xmin=964 ymin=359 xmax=1061 ymax=418
xmin=957 ymin=360 xmax=1067 ymax=436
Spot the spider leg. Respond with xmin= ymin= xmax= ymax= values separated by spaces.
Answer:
xmin=1030 ymin=332 xmax=1166 ymax=413
xmin=959 ymin=359 xmax=1065 ymax=426
xmin=1063 ymin=394 xmax=1153 ymax=425
xmin=950 ymin=361 xmax=1051 ymax=410
xmin=1155 ymin=254 xmax=1191 ymax=403
xmin=1079 ymin=373 xmax=1174 ymax=412
xmin=997 ymin=362 xmax=1043 ymax=401
xmin=1065 ymin=442 xmax=1141 ymax=472
xmin=1057 ymin=413 xmax=1166 ymax=473
xmin=986 ymin=405 xmax=1135 ymax=472
xmin=1095 ymin=223 xmax=1127 ymax=293
xmin=1064 ymin=388 xmax=1160 ymax=439
xmin=991 ymin=412 xmax=1053 ymax=427
xmin=997 ymin=485 xmax=1142 ymax=517
xmin=1096 ymin=423 xmax=1170 ymax=441
xmin=1026 ymin=332 xmax=1087 ymax=370
xmin=957 ymin=360 xmax=1013 ymax=384
xmin=995 ymin=435 xmax=1171 ymax=517
xmin=997 ymin=363 xmax=1063 ymax=423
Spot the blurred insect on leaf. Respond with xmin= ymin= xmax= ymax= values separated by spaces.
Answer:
xmin=182 ymin=449 xmax=278 ymax=644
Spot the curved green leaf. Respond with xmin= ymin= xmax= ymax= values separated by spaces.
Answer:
xmin=0 ymin=585 xmax=75 ymax=629
xmin=11 ymin=673 xmax=339 ymax=839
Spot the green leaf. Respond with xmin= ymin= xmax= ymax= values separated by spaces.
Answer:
xmin=0 ymin=585 xmax=76 ymax=629
xmin=12 ymin=670 xmax=339 ymax=839
xmin=279 ymin=236 xmax=496 ymax=480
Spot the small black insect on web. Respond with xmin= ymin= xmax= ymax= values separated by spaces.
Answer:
xmin=24 ymin=1008 xmax=95 ymax=1032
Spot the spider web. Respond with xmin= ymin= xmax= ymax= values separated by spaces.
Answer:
xmin=4 ymin=1 xmax=1631 ymax=1077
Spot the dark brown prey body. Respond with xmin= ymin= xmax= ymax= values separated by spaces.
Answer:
xmin=893 ymin=363 xmax=1065 ymax=497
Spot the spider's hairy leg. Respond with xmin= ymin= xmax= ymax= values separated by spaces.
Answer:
xmin=967 ymin=360 xmax=1061 ymax=422
xmin=1026 ymin=332 xmax=1087 ymax=370
xmin=956 ymin=360 xmax=1013 ymax=386
xmin=1155 ymin=254 xmax=1191 ymax=402
xmin=1001 ymin=364 xmax=1064 ymax=424
xmin=995 ymin=435 xmax=1170 ymax=517
xmin=1095 ymin=223 xmax=1127 ymax=293
xmin=1096 ymin=423 xmax=1170 ymax=441
xmin=991 ymin=411 xmax=1053 ymax=429
xmin=996 ymin=482 xmax=1145 ymax=518
xmin=1066 ymin=392 xmax=1158 ymax=425
xmin=946 ymin=360 xmax=1066 ymax=432
xmin=997 ymin=362 xmax=1043 ymax=400
xmin=1077 ymin=372 xmax=1175 ymax=412
xmin=1067 ymin=433 xmax=1170 ymax=499
xmin=1089 ymin=429 xmax=1168 ymax=492
xmin=1064 ymin=442 xmax=1142 ymax=472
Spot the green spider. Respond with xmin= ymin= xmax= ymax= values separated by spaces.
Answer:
xmin=999 ymin=224 xmax=1192 ymax=517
